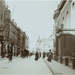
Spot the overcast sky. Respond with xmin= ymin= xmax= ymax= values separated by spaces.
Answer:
xmin=5 ymin=0 xmax=60 ymax=49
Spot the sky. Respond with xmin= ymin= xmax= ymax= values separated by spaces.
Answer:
xmin=5 ymin=0 xmax=60 ymax=49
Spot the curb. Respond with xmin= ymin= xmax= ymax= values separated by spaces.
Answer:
xmin=43 ymin=58 xmax=62 ymax=75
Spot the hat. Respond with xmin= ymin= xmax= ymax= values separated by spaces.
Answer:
xmin=49 ymin=49 xmax=51 ymax=51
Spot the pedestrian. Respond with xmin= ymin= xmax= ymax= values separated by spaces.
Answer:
xmin=43 ymin=51 xmax=45 ymax=58
xmin=47 ymin=49 xmax=52 ymax=62
xmin=17 ymin=52 xmax=18 ymax=57
xmin=8 ymin=50 xmax=13 ymax=62
xmin=35 ymin=51 xmax=39 ymax=61
xmin=24 ymin=49 xmax=29 ymax=58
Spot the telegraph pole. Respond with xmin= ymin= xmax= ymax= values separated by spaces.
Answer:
xmin=11 ymin=5 xmax=16 ymax=18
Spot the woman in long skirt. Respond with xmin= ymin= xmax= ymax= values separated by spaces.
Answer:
xmin=47 ymin=50 xmax=52 ymax=62
xmin=35 ymin=51 xmax=39 ymax=61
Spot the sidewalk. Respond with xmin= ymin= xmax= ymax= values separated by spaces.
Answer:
xmin=0 ymin=56 xmax=19 ymax=61
xmin=0 ymin=57 xmax=7 ymax=60
xmin=43 ymin=57 xmax=75 ymax=75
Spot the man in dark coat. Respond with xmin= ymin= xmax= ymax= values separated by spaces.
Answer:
xmin=8 ymin=49 xmax=13 ymax=62
xmin=24 ymin=49 xmax=29 ymax=58
xmin=43 ymin=51 xmax=45 ymax=58
xmin=35 ymin=51 xmax=39 ymax=61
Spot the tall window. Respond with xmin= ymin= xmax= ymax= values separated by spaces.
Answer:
xmin=62 ymin=17 xmax=64 ymax=28
xmin=66 ymin=11 xmax=69 ymax=28
xmin=1 ymin=14 xmax=3 ymax=20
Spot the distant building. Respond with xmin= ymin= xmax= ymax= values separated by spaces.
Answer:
xmin=34 ymin=36 xmax=41 ymax=53
xmin=35 ymin=34 xmax=55 ymax=53
xmin=40 ymin=38 xmax=50 ymax=52
xmin=40 ymin=34 xmax=55 ymax=53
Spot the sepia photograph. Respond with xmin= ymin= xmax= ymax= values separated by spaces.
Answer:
xmin=0 ymin=0 xmax=75 ymax=75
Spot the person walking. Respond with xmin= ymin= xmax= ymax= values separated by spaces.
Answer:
xmin=35 ymin=51 xmax=39 ymax=61
xmin=8 ymin=49 xmax=13 ymax=62
xmin=43 ymin=51 xmax=45 ymax=58
xmin=47 ymin=49 xmax=52 ymax=62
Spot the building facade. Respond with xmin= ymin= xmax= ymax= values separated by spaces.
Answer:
xmin=35 ymin=36 xmax=41 ymax=52
xmin=0 ymin=0 xmax=10 ymax=57
xmin=9 ymin=20 xmax=17 ymax=56
xmin=22 ymin=32 xmax=26 ymax=50
xmin=36 ymin=34 xmax=55 ymax=53
xmin=25 ymin=36 xmax=29 ymax=50
xmin=53 ymin=0 xmax=75 ymax=61
xmin=40 ymin=38 xmax=50 ymax=52
xmin=0 ymin=0 xmax=29 ymax=57
xmin=17 ymin=27 xmax=22 ymax=56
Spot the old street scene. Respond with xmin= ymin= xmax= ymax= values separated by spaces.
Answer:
xmin=0 ymin=0 xmax=75 ymax=75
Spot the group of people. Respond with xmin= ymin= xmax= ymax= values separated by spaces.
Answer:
xmin=7 ymin=48 xmax=52 ymax=62
xmin=21 ymin=49 xmax=29 ymax=58
xmin=7 ymin=48 xmax=30 ymax=62
xmin=34 ymin=49 xmax=52 ymax=62
xmin=42 ymin=49 xmax=52 ymax=62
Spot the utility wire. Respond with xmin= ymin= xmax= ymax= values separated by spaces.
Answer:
xmin=11 ymin=5 xmax=16 ymax=18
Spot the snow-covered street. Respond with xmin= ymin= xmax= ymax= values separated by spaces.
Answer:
xmin=0 ymin=56 xmax=53 ymax=75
